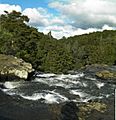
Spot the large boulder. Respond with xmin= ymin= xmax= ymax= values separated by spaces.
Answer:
xmin=0 ymin=54 xmax=34 ymax=81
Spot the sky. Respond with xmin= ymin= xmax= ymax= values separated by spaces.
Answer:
xmin=0 ymin=0 xmax=116 ymax=39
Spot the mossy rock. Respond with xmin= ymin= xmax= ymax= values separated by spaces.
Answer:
xmin=78 ymin=102 xmax=107 ymax=120
xmin=96 ymin=70 xmax=116 ymax=79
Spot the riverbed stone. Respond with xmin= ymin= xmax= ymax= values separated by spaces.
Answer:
xmin=96 ymin=70 xmax=116 ymax=79
xmin=0 ymin=54 xmax=34 ymax=81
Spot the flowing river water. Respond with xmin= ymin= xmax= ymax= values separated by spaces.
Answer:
xmin=0 ymin=66 xmax=116 ymax=120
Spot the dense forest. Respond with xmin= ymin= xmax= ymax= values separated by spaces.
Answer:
xmin=0 ymin=11 xmax=116 ymax=73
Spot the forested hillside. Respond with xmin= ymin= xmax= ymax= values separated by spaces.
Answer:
xmin=0 ymin=11 xmax=116 ymax=73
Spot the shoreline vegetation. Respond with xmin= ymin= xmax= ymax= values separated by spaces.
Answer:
xmin=0 ymin=10 xmax=116 ymax=74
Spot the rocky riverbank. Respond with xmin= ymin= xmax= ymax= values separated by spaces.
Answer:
xmin=0 ymin=54 xmax=34 ymax=81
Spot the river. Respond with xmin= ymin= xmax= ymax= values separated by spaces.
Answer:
xmin=0 ymin=65 xmax=115 ymax=120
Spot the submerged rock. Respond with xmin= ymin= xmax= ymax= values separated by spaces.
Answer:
xmin=0 ymin=54 xmax=34 ymax=81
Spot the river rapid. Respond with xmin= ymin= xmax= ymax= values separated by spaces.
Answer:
xmin=0 ymin=65 xmax=116 ymax=120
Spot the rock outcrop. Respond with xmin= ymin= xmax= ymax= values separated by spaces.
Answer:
xmin=0 ymin=54 xmax=34 ymax=81
xmin=96 ymin=70 xmax=116 ymax=79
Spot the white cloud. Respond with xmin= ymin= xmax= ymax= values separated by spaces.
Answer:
xmin=102 ymin=24 xmax=114 ymax=30
xmin=23 ymin=8 xmax=50 ymax=27
xmin=50 ymin=17 xmax=64 ymax=25
xmin=49 ymin=0 xmax=116 ymax=28
xmin=39 ymin=24 xmax=115 ymax=39
xmin=22 ymin=7 xmax=65 ymax=27
xmin=0 ymin=4 xmax=22 ymax=15
xmin=0 ymin=3 xmax=116 ymax=39
xmin=71 ymin=25 xmax=114 ymax=36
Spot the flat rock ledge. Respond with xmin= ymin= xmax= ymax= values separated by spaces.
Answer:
xmin=0 ymin=54 xmax=34 ymax=81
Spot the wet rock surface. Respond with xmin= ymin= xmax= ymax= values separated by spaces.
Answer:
xmin=60 ymin=101 xmax=79 ymax=120
xmin=0 ymin=90 xmax=52 ymax=120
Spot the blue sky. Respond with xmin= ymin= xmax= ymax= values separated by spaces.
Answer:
xmin=1 ymin=0 xmax=51 ymax=9
xmin=1 ymin=0 xmax=68 ymax=13
xmin=1 ymin=0 xmax=58 ymax=14
xmin=0 ymin=0 xmax=116 ymax=39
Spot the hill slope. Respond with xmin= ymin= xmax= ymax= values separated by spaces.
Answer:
xmin=0 ymin=11 xmax=116 ymax=73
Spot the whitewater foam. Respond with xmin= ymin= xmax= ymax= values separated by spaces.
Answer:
xmin=95 ymin=82 xmax=105 ymax=89
xmin=20 ymin=90 xmax=68 ymax=104
xmin=34 ymin=73 xmax=84 ymax=88
xmin=85 ymin=77 xmax=96 ymax=81
xmin=82 ymin=82 xmax=88 ymax=87
xmin=55 ymin=73 xmax=84 ymax=80
xmin=69 ymin=90 xmax=100 ymax=102
xmin=70 ymin=90 xmax=89 ymax=98
xmin=36 ymin=73 xmax=56 ymax=78
xmin=4 ymin=81 xmax=23 ymax=89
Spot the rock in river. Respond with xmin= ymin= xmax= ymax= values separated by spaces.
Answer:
xmin=0 ymin=54 xmax=34 ymax=81
xmin=96 ymin=70 xmax=116 ymax=80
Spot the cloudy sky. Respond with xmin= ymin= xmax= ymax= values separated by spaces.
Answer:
xmin=0 ymin=0 xmax=116 ymax=39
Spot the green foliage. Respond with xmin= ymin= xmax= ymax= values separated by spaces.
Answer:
xmin=42 ymin=48 xmax=74 ymax=73
xmin=64 ymin=31 xmax=116 ymax=68
xmin=0 ymin=10 xmax=116 ymax=73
